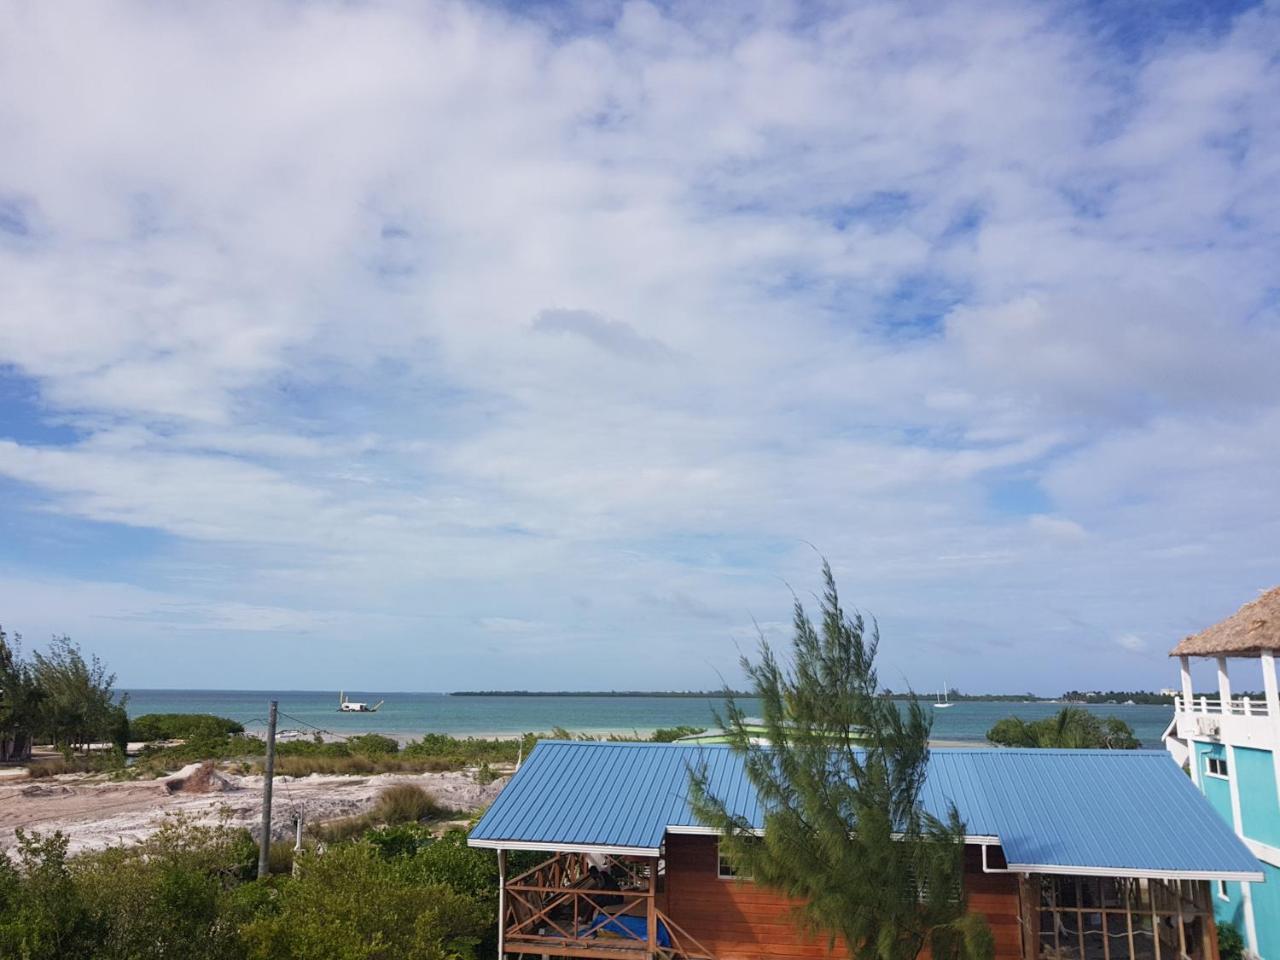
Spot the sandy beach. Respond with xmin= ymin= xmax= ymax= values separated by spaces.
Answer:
xmin=0 ymin=766 xmax=508 ymax=856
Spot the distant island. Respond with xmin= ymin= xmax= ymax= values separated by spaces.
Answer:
xmin=450 ymin=690 xmax=754 ymax=698
xmin=450 ymin=689 xmax=1188 ymax=704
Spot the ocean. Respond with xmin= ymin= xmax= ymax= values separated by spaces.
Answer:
xmin=122 ymin=690 xmax=1176 ymax=747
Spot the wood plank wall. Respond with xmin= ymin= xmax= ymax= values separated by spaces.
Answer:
xmin=662 ymin=835 xmax=1024 ymax=960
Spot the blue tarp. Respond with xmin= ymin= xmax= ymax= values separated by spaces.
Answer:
xmin=587 ymin=913 xmax=671 ymax=948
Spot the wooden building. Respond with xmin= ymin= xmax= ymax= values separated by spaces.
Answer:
xmin=469 ymin=741 xmax=1262 ymax=960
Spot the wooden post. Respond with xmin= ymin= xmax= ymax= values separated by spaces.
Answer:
xmin=1216 ymin=657 xmax=1232 ymax=711
xmin=257 ymin=699 xmax=278 ymax=879
xmin=647 ymin=856 xmax=657 ymax=959
xmin=1180 ymin=656 xmax=1194 ymax=710
xmin=497 ymin=849 xmax=507 ymax=959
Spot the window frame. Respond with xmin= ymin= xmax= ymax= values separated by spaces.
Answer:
xmin=716 ymin=838 xmax=752 ymax=880
xmin=1204 ymin=755 xmax=1229 ymax=779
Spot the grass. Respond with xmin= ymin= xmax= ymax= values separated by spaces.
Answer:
xmin=312 ymin=784 xmax=458 ymax=844
xmin=27 ymin=752 xmax=125 ymax=778
xmin=375 ymin=783 xmax=448 ymax=824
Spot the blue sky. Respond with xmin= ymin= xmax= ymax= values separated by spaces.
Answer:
xmin=0 ymin=0 xmax=1277 ymax=693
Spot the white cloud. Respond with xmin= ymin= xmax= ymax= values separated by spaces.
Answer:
xmin=1028 ymin=515 xmax=1087 ymax=543
xmin=0 ymin=0 xmax=1276 ymax=691
xmin=1117 ymin=634 xmax=1146 ymax=654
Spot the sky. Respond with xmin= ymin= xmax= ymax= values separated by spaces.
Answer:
xmin=0 ymin=0 xmax=1277 ymax=694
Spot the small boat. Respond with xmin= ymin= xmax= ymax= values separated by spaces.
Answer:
xmin=338 ymin=691 xmax=385 ymax=713
xmin=933 ymin=684 xmax=954 ymax=709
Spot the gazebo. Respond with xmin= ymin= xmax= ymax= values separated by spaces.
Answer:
xmin=1170 ymin=585 xmax=1280 ymax=731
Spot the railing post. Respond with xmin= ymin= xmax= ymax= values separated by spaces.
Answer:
xmin=647 ymin=856 xmax=657 ymax=959
xmin=497 ymin=849 xmax=507 ymax=960
xmin=1242 ymin=697 xmax=1253 ymax=717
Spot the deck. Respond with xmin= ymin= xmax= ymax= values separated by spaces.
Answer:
xmin=500 ymin=851 xmax=714 ymax=960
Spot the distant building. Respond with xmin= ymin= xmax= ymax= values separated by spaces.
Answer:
xmin=1165 ymin=586 xmax=1280 ymax=960
xmin=471 ymin=739 xmax=1257 ymax=960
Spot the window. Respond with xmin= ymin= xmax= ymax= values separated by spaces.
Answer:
xmin=1217 ymin=880 xmax=1230 ymax=902
xmin=717 ymin=839 xmax=752 ymax=879
xmin=1205 ymin=755 xmax=1229 ymax=778
xmin=1033 ymin=876 xmax=1215 ymax=960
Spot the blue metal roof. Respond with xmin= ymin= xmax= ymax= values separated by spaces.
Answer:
xmin=469 ymin=741 xmax=1262 ymax=880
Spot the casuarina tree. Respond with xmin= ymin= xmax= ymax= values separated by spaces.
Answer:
xmin=690 ymin=562 xmax=993 ymax=960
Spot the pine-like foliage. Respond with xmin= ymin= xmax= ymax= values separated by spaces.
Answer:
xmin=689 ymin=562 xmax=994 ymax=960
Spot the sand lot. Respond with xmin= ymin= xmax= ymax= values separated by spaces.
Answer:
xmin=0 ymin=767 xmax=506 ymax=855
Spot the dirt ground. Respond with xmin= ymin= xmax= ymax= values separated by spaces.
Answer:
xmin=0 ymin=766 xmax=508 ymax=856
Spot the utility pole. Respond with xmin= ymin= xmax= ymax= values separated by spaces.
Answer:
xmin=257 ymin=699 xmax=278 ymax=879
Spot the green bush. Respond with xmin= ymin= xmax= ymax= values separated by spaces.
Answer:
xmin=987 ymin=708 xmax=1141 ymax=749
xmin=649 ymin=725 xmax=705 ymax=742
xmin=130 ymin=714 xmax=245 ymax=742
xmin=1218 ymin=922 xmax=1245 ymax=960
xmin=239 ymin=842 xmax=489 ymax=960
xmin=348 ymin=734 xmax=399 ymax=756
xmin=73 ymin=820 xmax=253 ymax=960
xmin=0 ymin=830 xmax=101 ymax=960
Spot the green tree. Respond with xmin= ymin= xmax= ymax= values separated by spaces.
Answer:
xmin=986 ymin=707 xmax=1140 ymax=749
xmin=0 ymin=625 xmax=42 ymax=763
xmin=690 ymin=562 xmax=993 ymax=960
xmin=32 ymin=636 xmax=129 ymax=755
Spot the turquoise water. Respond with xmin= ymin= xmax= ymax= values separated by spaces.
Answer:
xmin=123 ymin=690 xmax=1175 ymax=747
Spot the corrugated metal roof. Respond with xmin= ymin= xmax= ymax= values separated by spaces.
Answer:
xmin=469 ymin=741 xmax=1262 ymax=879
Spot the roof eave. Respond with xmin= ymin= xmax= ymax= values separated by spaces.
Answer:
xmin=1007 ymin=862 xmax=1264 ymax=882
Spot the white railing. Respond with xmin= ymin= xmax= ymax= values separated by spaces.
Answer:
xmin=1174 ymin=695 xmax=1270 ymax=718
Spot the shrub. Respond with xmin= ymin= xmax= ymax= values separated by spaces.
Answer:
xmin=987 ymin=708 xmax=1141 ymax=749
xmin=347 ymin=734 xmax=399 ymax=757
xmin=26 ymin=749 xmax=126 ymax=778
xmin=1218 ymin=922 xmax=1244 ymax=960
xmin=239 ymin=842 xmax=489 ymax=960
xmin=130 ymin=714 xmax=245 ymax=742
xmin=374 ymin=784 xmax=448 ymax=824
xmin=0 ymin=830 xmax=100 ymax=960
xmin=650 ymin=725 xmax=705 ymax=742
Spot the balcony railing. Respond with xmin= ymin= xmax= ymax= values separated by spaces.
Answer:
xmin=1174 ymin=695 xmax=1270 ymax=717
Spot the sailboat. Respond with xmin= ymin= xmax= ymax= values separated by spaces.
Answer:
xmin=933 ymin=684 xmax=954 ymax=709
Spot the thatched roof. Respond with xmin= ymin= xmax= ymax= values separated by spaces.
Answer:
xmin=1170 ymin=586 xmax=1280 ymax=657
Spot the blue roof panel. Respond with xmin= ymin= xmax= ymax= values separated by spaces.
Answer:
xmin=469 ymin=742 xmax=1261 ymax=879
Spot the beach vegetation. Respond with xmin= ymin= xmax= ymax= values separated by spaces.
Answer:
xmin=239 ymin=841 xmax=490 ymax=960
xmin=130 ymin=713 xmax=245 ymax=742
xmin=32 ymin=636 xmax=129 ymax=755
xmin=0 ymin=624 xmax=41 ymax=763
xmin=986 ymin=707 xmax=1141 ymax=749
xmin=0 ymin=819 xmax=520 ymax=960
xmin=637 ymin=724 xmax=704 ymax=742
xmin=691 ymin=561 xmax=994 ymax=960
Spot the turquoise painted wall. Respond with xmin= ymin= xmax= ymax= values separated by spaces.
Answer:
xmin=1253 ymin=862 xmax=1280 ymax=960
xmin=1197 ymin=742 xmax=1234 ymax=824
xmin=1237 ymin=745 xmax=1280 ymax=848
xmin=1213 ymin=879 xmax=1247 ymax=937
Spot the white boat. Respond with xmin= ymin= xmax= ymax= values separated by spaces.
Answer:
xmin=338 ymin=691 xmax=385 ymax=713
xmin=933 ymin=684 xmax=954 ymax=709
